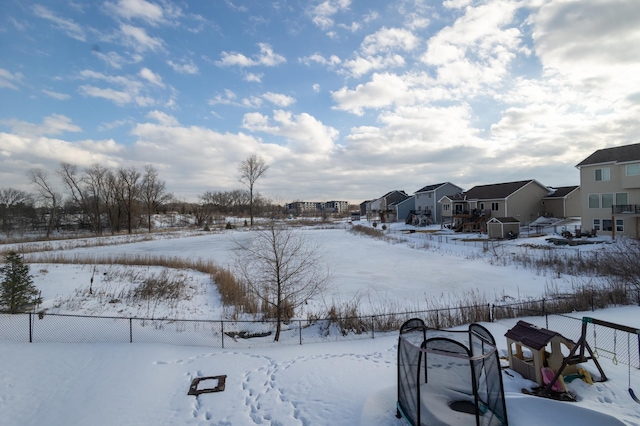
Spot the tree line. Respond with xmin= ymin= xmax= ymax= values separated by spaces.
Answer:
xmin=0 ymin=155 xmax=273 ymax=238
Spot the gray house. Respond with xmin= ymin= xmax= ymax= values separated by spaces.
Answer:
xmin=393 ymin=195 xmax=416 ymax=222
xmin=414 ymin=182 xmax=464 ymax=225
xmin=542 ymin=186 xmax=580 ymax=219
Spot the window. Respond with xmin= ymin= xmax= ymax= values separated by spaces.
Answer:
xmin=595 ymin=168 xmax=610 ymax=181
xmin=491 ymin=202 xmax=499 ymax=211
xmin=602 ymin=219 xmax=612 ymax=231
xmin=588 ymin=194 xmax=600 ymax=208
xmin=616 ymin=219 xmax=624 ymax=232
xmin=593 ymin=219 xmax=600 ymax=231
xmin=479 ymin=203 xmax=485 ymax=210
xmin=615 ymin=192 xmax=628 ymax=205
xmin=602 ymin=193 xmax=613 ymax=209
xmin=627 ymin=164 xmax=640 ymax=176
xmin=443 ymin=204 xmax=450 ymax=212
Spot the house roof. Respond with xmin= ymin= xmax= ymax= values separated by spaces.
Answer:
xmin=544 ymin=185 xmax=579 ymax=199
xmin=415 ymin=182 xmax=447 ymax=193
xmin=504 ymin=320 xmax=563 ymax=350
xmin=576 ymin=143 xmax=640 ymax=167
xmin=463 ymin=180 xmax=542 ymax=200
xmin=381 ymin=190 xmax=408 ymax=199
xmin=487 ymin=217 xmax=520 ymax=223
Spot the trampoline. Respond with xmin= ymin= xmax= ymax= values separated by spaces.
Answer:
xmin=397 ymin=318 xmax=508 ymax=425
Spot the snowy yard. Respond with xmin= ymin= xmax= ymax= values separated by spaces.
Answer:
xmin=1 ymin=222 xmax=639 ymax=425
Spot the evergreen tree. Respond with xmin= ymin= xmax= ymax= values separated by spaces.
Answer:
xmin=0 ymin=251 xmax=41 ymax=313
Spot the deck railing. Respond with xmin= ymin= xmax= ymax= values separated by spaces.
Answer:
xmin=612 ymin=204 xmax=640 ymax=214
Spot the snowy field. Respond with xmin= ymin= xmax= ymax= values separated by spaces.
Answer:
xmin=1 ymin=221 xmax=639 ymax=425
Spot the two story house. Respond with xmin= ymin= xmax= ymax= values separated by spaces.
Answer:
xmin=413 ymin=182 xmax=464 ymax=225
xmin=440 ymin=180 xmax=549 ymax=231
xmin=576 ymin=143 xmax=640 ymax=238
xmin=542 ymin=186 xmax=581 ymax=219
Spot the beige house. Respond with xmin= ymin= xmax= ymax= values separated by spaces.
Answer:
xmin=440 ymin=180 xmax=549 ymax=231
xmin=542 ymin=186 xmax=581 ymax=219
xmin=576 ymin=143 xmax=640 ymax=238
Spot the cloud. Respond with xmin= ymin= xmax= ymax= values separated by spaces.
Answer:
xmin=147 ymin=110 xmax=179 ymax=126
xmin=361 ymin=27 xmax=419 ymax=56
xmin=42 ymin=89 xmax=71 ymax=100
xmin=104 ymin=0 xmax=168 ymax=26
xmin=1 ymin=114 xmax=81 ymax=137
xmin=166 ymin=59 xmax=199 ymax=74
xmin=331 ymin=72 xmax=417 ymax=115
xmin=244 ymin=72 xmax=263 ymax=82
xmin=300 ymin=53 xmax=341 ymax=67
xmin=217 ymin=43 xmax=286 ymax=67
xmin=310 ymin=0 xmax=351 ymax=30
xmin=342 ymin=54 xmax=406 ymax=78
xmin=32 ymin=5 xmax=86 ymax=41
xmin=262 ymin=92 xmax=295 ymax=107
xmin=0 ymin=69 xmax=24 ymax=90
xmin=242 ymin=110 xmax=339 ymax=155
xmin=120 ymin=24 xmax=164 ymax=52
xmin=139 ymin=67 xmax=164 ymax=87
xmin=531 ymin=0 xmax=640 ymax=100
xmin=78 ymin=85 xmax=133 ymax=105
xmin=418 ymin=1 xmax=522 ymax=94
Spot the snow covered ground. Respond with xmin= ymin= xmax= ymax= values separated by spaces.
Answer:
xmin=1 ymin=221 xmax=639 ymax=425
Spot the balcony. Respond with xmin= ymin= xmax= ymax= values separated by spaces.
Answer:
xmin=612 ymin=204 xmax=640 ymax=215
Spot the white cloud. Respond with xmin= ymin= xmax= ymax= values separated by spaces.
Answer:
xmin=78 ymin=85 xmax=133 ymax=105
xmin=310 ymin=0 xmax=351 ymax=30
xmin=217 ymin=43 xmax=286 ymax=67
xmin=531 ymin=0 xmax=640 ymax=101
xmin=120 ymin=24 xmax=164 ymax=52
xmin=0 ymin=69 xmax=24 ymax=90
xmin=361 ymin=27 xmax=419 ymax=56
xmin=147 ymin=110 xmax=179 ymax=126
xmin=420 ymin=1 xmax=522 ymax=91
xmin=32 ymin=5 xmax=86 ymax=41
xmin=242 ymin=110 xmax=338 ymax=155
xmin=331 ymin=72 xmax=415 ymax=115
xmin=1 ymin=114 xmax=81 ymax=137
xmin=139 ymin=67 xmax=164 ymax=87
xmin=244 ymin=72 xmax=263 ymax=82
xmin=300 ymin=53 xmax=341 ymax=67
xmin=105 ymin=0 xmax=166 ymax=26
xmin=313 ymin=84 xmax=320 ymax=92
xmin=342 ymin=54 xmax=406 ymax=78
xmin=166 ymin=59 xmax=199 ymax=74
xmin=262 ymin=92 xmax=295 ymax=107
xmin=42 ymin=89 xmax=71 ymax=100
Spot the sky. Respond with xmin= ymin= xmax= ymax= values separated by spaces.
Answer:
xmin=2 ymin=0 xmax=640 ymax=204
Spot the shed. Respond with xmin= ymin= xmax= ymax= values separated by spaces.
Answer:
xmin=504 ymin=321 xmax=577 ymax=386
xmin=487 ymin=217 xmax=520 ymax=239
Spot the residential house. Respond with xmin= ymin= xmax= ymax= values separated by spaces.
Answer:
xmin=542 ymin=186 xmax=581 ymax=219
xmin=413 ymin=182 xmax=464 ymax=225
xmin=393 ymin=195 xmax=416 ymax=223
xmin=576 ymin=143 xmax=640 ymax=238
xmin=369 ymin=190 xmax=409 ymax=221
xmin=324 ymin=201 xmax=349 ymax=213
xmin=440 ymin=180 xmax=549 ymax=231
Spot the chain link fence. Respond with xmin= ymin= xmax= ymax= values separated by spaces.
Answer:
xmin=1 ymin=293 xmax=638 ymax=368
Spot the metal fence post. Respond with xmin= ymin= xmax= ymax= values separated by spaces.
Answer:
xmin=299 ymin=320 xmax=302 ymax=345
xmin=371 ymin=316 xmax=375 ymax=339
xmin=129 ymin=318 xmax=133 ymax=343
xmin=29 ymin=312 xmax=32 ymax=343
xmin=221 ymin=321 xmax=225 ymax=349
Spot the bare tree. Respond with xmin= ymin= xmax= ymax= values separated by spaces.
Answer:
xmin=115 ymin=167 xmax=141 ymax=234
xmin=238 ymin=154 xmax=269 ymax=226
xmin=28 ymin=168 xmax=61 ymax=238
xmin=140 ymin=165 xmax=172 ymax=232
xmin=233 ymin=221 xmax=331 ymax=341
xmin=58 ymin=162 xmax=108 ymax=234
xmin=0 ymin=188 xmax=32 ymax=237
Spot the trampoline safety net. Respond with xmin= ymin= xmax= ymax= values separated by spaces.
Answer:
xmin=397 ymin=318 xmax=508 ymax=426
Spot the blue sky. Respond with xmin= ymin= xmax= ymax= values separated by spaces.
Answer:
xmin=2 ymin=0 xmax=640 ymax=203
